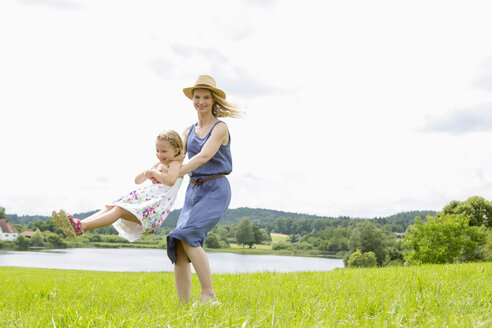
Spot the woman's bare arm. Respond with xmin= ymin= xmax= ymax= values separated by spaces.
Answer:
xmin=148 ymin=160 xmax=181 ymax=186
xmin=179 ymin=123 xmax=228 ymax=176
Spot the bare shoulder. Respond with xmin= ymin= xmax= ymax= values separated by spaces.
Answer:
xmin=211 ymin=121 xmax=229 ymax=145
xmin=212 ymin=121 xmax=228 ymax=134
xmin=181 ymin=126 xmax=191 ymax=146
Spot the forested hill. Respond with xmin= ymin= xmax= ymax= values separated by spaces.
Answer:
xmin=6 ymin=207 xmax=437 ymax=231
xmin=154 ymin=208 xmax=437 ymax=230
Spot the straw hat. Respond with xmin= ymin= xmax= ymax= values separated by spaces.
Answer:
xmin=183 ymin=75 xmax=226 ymax=100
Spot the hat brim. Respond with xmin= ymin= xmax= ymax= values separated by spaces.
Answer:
xmin=183 ymin=86 xmax=226 ymax=100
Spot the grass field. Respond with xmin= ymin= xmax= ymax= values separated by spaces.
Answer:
xmin=270 ymin=233 xmax=290 ymax=243
xmin=1 ymin=263 xmax=491 ymax=327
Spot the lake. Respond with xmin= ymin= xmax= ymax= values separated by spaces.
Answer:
xmin=0 ymin=248 xmax=344 ymax=273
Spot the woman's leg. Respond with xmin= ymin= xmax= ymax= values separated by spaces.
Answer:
xmin=174 ymin=240 xmax=192 ymax=302
xmin=181 ymin=242 xmax=215 ymax=302
xmin=80 ymin=206 xmax=140 ymax=232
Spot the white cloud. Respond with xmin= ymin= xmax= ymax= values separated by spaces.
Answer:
xmin=420 ymin=104 xmax=492 ymax=135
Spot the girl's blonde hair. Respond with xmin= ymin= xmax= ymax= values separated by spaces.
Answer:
xmin=156 ymin=130 xmax=185 ymax=161
xmin=194 ymin=89 xmax=243 ymax=118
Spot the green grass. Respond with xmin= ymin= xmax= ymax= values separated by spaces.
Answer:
xmin=1 ymin=263 xmax=491 ymax=327
xmin=270 ymin=233 xmax=290 ymax=243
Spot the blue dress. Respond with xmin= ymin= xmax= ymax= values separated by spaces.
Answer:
xmin=167 ymin=121 xmax=232 ymax=263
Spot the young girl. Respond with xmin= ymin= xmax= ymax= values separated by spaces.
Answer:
xmin=52 ymin=130 xmax=184 ymax=242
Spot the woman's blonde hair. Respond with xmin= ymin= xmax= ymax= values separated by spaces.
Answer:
xmin=193 ymin=89 xmax=243 ymax=118
xmin=156 ymin=130 xmax=185 ymax=161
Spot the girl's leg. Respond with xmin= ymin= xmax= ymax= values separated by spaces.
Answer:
xmin=80 ymin=206 xmax=140 ymax=232
xmin=174 ymin=240 xmax=192 ymax=302
xmin=181 ymin=242 xmax=215 ymax=302
xmin=81 ymin=206 xmax=113 ymax=223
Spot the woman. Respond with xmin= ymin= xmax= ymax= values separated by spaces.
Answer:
xmin=167 ymin=75 xmax=242 ymax=303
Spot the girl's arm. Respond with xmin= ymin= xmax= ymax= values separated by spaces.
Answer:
xmin=135 ymin=163 xmax=159 ymax=184
xmin=148 ymin=160 xmax=181 ymax=186
xmin=179 ymin=123 xmax=228 ymax=176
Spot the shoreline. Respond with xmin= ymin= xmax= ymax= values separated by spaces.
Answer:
xmin=0 ymin=245 xmax=344 ymax=259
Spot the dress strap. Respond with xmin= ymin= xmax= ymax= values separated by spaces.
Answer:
xmin=192 ymin=121 xmax=226 ymax=139
xmin=209 ymin=121 xmax=230 ymax=145
xmin=207 ymin=121 xmax=226 ymax=137
xmin=187 ymin=123 xmax=196 ymax=140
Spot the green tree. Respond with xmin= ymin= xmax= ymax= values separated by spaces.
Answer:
xmin=205 ymin=233 xmax=222 ymax=248
xmin=31 ymin=229 xmax=45 ymax=247
xmin=15 ymin=234 xmax=30 ymax=249
xmin=262 ymin=228 xmax=272 ymax=242
xmin=273 ymin=217 xmax=294 ymax=234
xmin=384 ymin=239 xmax=404 ymax=266
xmin=347 ymin=249 xmax=377 ymax=268
xmin=29 ymin=218 xmax=60 ymax=233
xmin=348 ymin=221 xmax=387 ymax=265
xmin=441 ymin=196 xmax=492 ymax=227
xmin=235 ymin=217 xmax=254 ymax=248
xmin=0 ymin=207 xmax=8 ymax=221
xmin=252 ymin=226 xmax=269 ymax=246
xmin=403 ymin=214 xmax=486 ymax=264
xmin=483 ymin=229 xmax=492 ymax=261
xmin=88 ymin=234 xmax=102 ymax=242
xmin=318 ymin=227 xmax=350 ymax=252
xmin=215 ymin=226 xmax=233 ymax=242
xmin=45 ymin=233 xmax=68 ymax=248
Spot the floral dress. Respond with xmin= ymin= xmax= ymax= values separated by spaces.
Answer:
xmin=111 ymin=167 xmax=182 ymax=242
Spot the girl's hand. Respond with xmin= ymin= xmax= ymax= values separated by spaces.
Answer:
xmin=144 ymin=170 xmax=153 ymax=179
xmin=149 ymin=168 xmax=160 ymax=176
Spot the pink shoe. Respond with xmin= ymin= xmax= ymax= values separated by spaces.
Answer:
xmin=56 ymin=209 xmax=84 ymax=238
xmin=67 ymin=214 xmax=84 ymax=236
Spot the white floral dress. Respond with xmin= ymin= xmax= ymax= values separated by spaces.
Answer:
xmin=111 ymin=170 xmax=182 ymax=242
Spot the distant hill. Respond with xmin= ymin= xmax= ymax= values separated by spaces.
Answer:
xmin=6 ymin=207 xmax=437 ymax=231
xmin=374 ymin=210 xmax=438 ymax=227
xmin=6 ymin=214 xmax=51 ymax=225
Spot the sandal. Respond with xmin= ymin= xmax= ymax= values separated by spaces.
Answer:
xmin=53 ymin=209 xmax=83 ymax=238
xmin=68 ymin=214 xmax=84 ymax=237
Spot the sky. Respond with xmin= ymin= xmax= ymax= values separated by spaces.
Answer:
xmin=1 ymin=0 xmax=492 ymax=218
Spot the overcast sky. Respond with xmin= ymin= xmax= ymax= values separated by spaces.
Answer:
xmin=1 ymin=0 xmax=492 ymax=218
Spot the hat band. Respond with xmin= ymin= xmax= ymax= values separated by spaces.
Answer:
xmin=194 ymin=84 xmax=215 ymax=88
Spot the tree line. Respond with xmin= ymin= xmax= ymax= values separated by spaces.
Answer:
xmin=2 ymin=197 xmax=491 ymax=268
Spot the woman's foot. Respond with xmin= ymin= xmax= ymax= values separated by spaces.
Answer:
xmin=52 ymin=209 xmax=84 ymax=238
xmin=192 ymin=297 xmax=221 ymax=308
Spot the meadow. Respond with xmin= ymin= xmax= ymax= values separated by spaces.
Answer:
xmin=1 ymin=262 xmax=491 ymax=327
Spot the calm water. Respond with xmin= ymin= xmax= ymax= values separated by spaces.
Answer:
xmin=0 ymin=248 xmax=344 ymax=273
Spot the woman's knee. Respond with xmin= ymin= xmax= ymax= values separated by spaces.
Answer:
xmin=176 ymin=240 xmax=191 ymax=263
xmin=180 ymin=241 xmax=198 ymax=252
